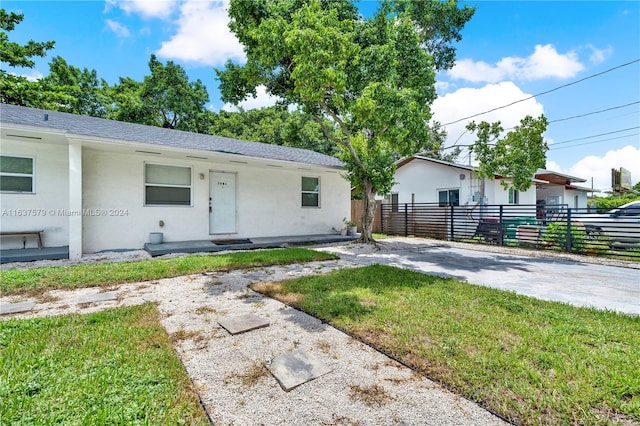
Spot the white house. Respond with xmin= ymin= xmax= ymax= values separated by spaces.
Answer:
xmin=389 ymin=156 xmax=538 ymax=207
xmin=0 ymin=104 xmax=351 ymax=260
xmin=534 ymin=169 xmax=592 ymax=209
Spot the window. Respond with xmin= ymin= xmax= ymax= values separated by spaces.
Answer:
xmin=391 ymin=193 xmax=399 ymax=212
xmin=438 ymin=189 xmax=459 ymax=206
xmin=0 ymin=155 xmax=34 ymax=193
xmin=301 ymin=176 xmax=319 ymax=207
xmin=145 ymin=163 xmax=192 ymax=206
xmin=508 ymin=188 xmax=520 ymax=205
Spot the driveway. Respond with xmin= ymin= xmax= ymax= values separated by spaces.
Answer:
xmin=320 ymin=238 xmax=640 ymax=316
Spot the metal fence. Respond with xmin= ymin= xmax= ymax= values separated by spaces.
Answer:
xmin=380 ymin=203 xmax=640 ymax=260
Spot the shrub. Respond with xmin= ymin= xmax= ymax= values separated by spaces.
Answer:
xmin=545 ymin=222 xmax=586 ymax=253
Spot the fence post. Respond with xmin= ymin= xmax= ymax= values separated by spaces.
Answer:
xmin=499 ymin=205 xmax=504 ymax=246
xmin=566 ymin=208 xmax=572 ymax=253
xmin=379 ymin=202 xmax=384 ymax=235
xmin=404 ymin=203 xmax=408 ymax=237
xmin=449 ymin=205 xmax=454 ymax=241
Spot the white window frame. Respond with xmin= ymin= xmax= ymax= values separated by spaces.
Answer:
xmin=0 ymin=155 xmax=35 ymax=194
xmin=508 ymin=188 xmax=520 ymax=205
xmin=144 ymin=162 xmax=193 ymax=207
xmin=301 ymin=176 xmax=320 ymax=208
xmin=437 ymin=188 xmax=460 ymax=207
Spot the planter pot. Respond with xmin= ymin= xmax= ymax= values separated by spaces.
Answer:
xmin=347 ymin=226 xmax=358 ymax=236
xmin=149 ymin=232 xmax=163 ymax=244
xmin=340 ymin=228 xmax=347 ymax=236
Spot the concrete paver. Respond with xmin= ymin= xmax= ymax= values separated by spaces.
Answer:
xmin=218 ymin=313 xmax=270 ymax=335
xmin=267 ymin=349 xmax=333 ymax=391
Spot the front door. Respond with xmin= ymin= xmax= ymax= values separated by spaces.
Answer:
xmin=209 ymin=171 xmax=236 ymax=234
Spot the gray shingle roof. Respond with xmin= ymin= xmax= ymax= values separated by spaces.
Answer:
xmin=0 ymin=104 xmax=343 ymax=168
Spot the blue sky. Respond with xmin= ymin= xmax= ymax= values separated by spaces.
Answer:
xmin=3 ymin=0 xmax=639 ymax=191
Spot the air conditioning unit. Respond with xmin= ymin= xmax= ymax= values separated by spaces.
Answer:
xmin=459 ymin=173 xmax=466 ymax=180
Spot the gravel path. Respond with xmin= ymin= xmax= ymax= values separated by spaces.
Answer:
xmin=2 ymin=255 xmax=507 ymax=425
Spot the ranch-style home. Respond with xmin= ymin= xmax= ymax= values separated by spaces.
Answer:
xmin=388 ymin=155 xmax=591 ymax=209
xmin=389 ymin=156 xmax=538 ymax=207
xmin=0 ymin=104 xmax=351 ymax=260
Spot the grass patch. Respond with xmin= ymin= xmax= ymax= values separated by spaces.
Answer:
xmin=252 ymin=265 xmax=640 ymax=425
xmin=0 ymin=248 xmax=336 ymax=295
xmin=0 ymin=303 xmax=209 ymax=425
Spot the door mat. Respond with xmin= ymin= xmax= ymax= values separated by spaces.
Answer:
xmin=212 ymin=239 xmax=252 ymax=245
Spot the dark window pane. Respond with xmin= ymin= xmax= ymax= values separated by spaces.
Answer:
xmin=145 ymin=186 xmax=191 ymax=205
xmin=302 ymin=177 xmax=319 ymax=192
xmin=0 ymin=156 xmax=33 ymax=174
xmin=0 ymin=176 xmax=33 ymax=192
xmin=302 ymin=193 xmax=319 ymax=207
xmin=449 ymin=190 xmax=460 ymax=206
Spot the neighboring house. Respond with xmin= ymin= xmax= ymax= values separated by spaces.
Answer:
xmin=0 ymin=104 xmax=350 ymax=259
xmin=389 ymin=156 xmax=538 ymax=207
xmin=534 ymin=169 xmax=592 ymax=209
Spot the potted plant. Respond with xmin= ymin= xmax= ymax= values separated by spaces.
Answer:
xmin=343 ymin=218 xmax=358 ymax=236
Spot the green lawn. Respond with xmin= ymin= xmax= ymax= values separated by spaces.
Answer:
xmin=0 ymin=303 xmax=210 ymax=425
xmin=0 ymin=248 xmax=337 ymax=295
xmin=252 ymin=265 xmax=640 ymax=426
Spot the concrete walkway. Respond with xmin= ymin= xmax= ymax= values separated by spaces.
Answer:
xmin=320 ymin=239 xmax=640 ymax=316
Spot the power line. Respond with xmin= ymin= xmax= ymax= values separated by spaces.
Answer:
xmin=548 ymin=101 xmax=640 ymax=124
xmin=496 ymin=100 xmax=639 ymax=133
xmin=441 ymin=58 xmax=640 ymax=126
xmin=549 ymin=133 xmax=639 ymax=151
xmin=551 ymin=126 xmax=639 ymax=146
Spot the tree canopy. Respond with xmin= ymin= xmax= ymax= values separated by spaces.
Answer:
xmin=0 ymin=9 xmax=55 ymax=106
xmin=466 ymin=115 xmax=549 ymax=192
xmin=218 ymin=0 xmax=475 ymax=241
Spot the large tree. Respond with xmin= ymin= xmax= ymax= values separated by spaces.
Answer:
xmin=108 ymin=55 xmax=210 ymax=132
xmin=217 ymin=0 xmax=474 ymax=242
xmin=39 ymin=56 xmax=109 ymax=117
xmin=0 ymin=9 xmax=55 ymax=106
xmin=466 ymin=115 xmax=549 ymax=192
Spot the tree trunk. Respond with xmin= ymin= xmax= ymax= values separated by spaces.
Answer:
xmin=359 ymin=180 xmax=376 ymax=243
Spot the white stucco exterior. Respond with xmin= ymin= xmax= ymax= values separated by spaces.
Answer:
xmin=1 ymin=125 xmax=350 ymax=257
xmin=390 ymin=157 xmax=536 ymax=206
xmin=536 ymin=185 xmax=589 ymax=209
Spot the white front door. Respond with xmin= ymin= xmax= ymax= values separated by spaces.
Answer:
xmin=209 ymin=171 xmax=236 ymax=234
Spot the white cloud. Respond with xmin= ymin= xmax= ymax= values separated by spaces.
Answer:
xmin=586 ymin=44 xmax=613 ymax=64
xmin=105 ymin=0 xmax=178 ymax=19
xmin=547 ymin=145 xmax=640 ymax=192
xmin=155 ymin=0 xmax=245 ymax=66
xmin=105 ymin=19 xmax=131 ymax=38
xmin=221 ymin=85 xmax=282 ymax=112
xmin=432 ymin=81 xmax=545 ymax=156
xmin=12 ymin=70 xmax=43 ymax=82
xmin=448 ymin=44 xmax=584 ymax=83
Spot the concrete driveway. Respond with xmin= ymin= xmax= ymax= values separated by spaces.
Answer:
xmin=321 ymin=238 xmax=640 ymax=316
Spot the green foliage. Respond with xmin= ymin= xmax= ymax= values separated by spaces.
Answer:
xmin=0 ymin=304 xmax=209 ymax=424
xmin=545 ymin=222 xmax=586 ymax=253
xmin=588 ymin=194 xmax=640 ymax=210
xmin=467 ymin=115 xmax=549 ymax=192
xmin=258 ymin=264 xmax=640 ymax=425
xmin=0 ymin=9 xmax=55 ymax=106
xmin=107 ymin=54 xmax=210 ymax=131
xmin=207 ymin=107 xmax=339 ymax=156
xmin=218 ymin=0 xmax=474 ymax=241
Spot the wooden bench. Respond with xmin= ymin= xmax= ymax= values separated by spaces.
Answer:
xmin=0 ymin=230 xmax=44 ymax=249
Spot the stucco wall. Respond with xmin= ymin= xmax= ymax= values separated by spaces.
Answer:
xmin=536 ymin=186 xmax=588 ymax=209
xmin=392 ymin=160 xmax=536 ymax=206
xmin=392 ymin=161 xmax=478 ymax=204
xmin=0 ymin=139 xmax=70 ymax=249
xmin=82 ymin=149 xmax=350 ymax=253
